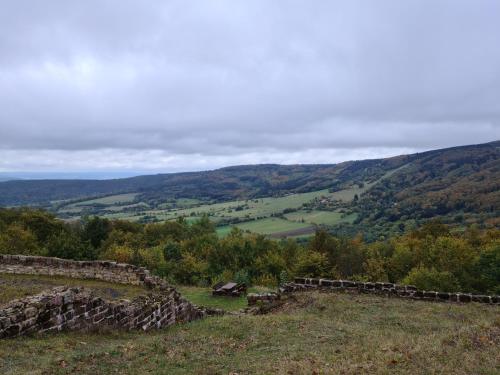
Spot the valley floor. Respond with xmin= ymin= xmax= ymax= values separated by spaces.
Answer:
xmin=1 ymin=292 xmax=499 ymax=374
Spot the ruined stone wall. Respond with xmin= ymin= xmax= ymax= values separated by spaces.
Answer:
xmin=282 ymin=278 xmax=499 ymax=304
xmin=247 ymin=292 xmax=280 ymax=306
xmin=0 ymin=255 xmax=169 ymax=290
xmin=0 ymin=255 xmax=208 ymax=338
xmin=0 ymin=286 xmax=205 ymax=339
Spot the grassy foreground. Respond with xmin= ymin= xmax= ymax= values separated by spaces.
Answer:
xmin=1 ymin=292 xmax=499 ymax=374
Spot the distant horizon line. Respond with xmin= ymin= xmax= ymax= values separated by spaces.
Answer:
xmin=0 ymin=139 xmax=497 ymax=181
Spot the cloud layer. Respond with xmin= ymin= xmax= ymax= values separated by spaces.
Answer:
xmin=1 ymin=0 xmax=499 ymax=173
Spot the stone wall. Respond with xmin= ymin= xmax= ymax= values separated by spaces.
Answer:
xmin=0 ymin=255 xmax=208 ymax=338
xmin=0 ymin=254 xmax=169 ymax=290
xmin=281 ymin=278 xmax=499 ymax=304
xmin=0 ymin=286 xmax=205 ymax=339
xmin=247 ymin=292 xmax=280 ymax=306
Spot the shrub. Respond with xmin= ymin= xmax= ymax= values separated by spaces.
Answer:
xmin=254 ymin=273 xmax=278 ymax=288
xmin=234 ymin=269 xmax=251 ymax=285
xmin=138 ymin=246 xmax=167 ymax=276
xmin=100 ymin=244 xmax=134 ymax=264
xmin=46 ymin=230 xmax=88 ymax=260
xmin=295 ymin=251 xmax=328 ymax=278
xmin=403 ymin=266 xmax=460 ymax=292
xmin=0 ymin=224 xmax=43 ymax=256
xmin=278 ymin=270 xmax=289 ymax=286
xmin=163 ymin=240 xmax=182 ymax=262
xmin=474 ymin=241 xmax=500 ymax=294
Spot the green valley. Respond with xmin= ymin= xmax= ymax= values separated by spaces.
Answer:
xmin=0 ymin=141 xmax=498 ymax=240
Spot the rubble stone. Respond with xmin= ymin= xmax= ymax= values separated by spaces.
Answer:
xmin=0 ymin=255 xmax=210 ymax=338
xmin=272 ymin=278 xmax=500 ymax=306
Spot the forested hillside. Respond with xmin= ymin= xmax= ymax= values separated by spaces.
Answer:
xmin=0 ymin=141 xmax=498 ymax=239
xmin=342 ymin=141 xmax=500 ymax=238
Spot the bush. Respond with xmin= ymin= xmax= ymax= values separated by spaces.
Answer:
xmin=474 ymin=241 xmax=500 ymax=294
xmin=234 ymin=269 xmax=251 ymax=285
xmin=138 ymin=246 xmax=167 ymax=276
xmin=403 ymin=266 xmax=460 ymax=292
xmin=362 ymin=257 xmax=388 ymax=282
xmin=174 ymin=252 xmax=209 ymax=285
xmin=163 ymin=240 xmax=182 ymax=262
xmin=100 ymin=244 xmax=134 ymax=264
xmin=295 ymin=251 xmax=328 ymax=278
xmin=46 ymin=230 xmax=88 ymax=260
xmin=254 ymin=273 xmax=278 ymax=288
xmin=279 ymin=270 xmax=289 ymax=286
xmin=0 ymin=224 xmax=43 ymax=256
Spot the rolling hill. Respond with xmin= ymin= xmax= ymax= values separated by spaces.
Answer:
xmin=0 ymin=141 xmax=498 ymax=239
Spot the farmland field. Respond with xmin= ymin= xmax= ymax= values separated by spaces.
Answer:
xmin=217 ymin=217 xmax=313 ymax=237
xmin=53 ymin=186 xmax=365 ymax=238
xmin=51 ymin=171 xmax=398 ymax=237
xmin=58 ymin=193 xmax=140 ymax=215
xmin=284 ymin=210 xmax=358 ymax=226
xmin=73 ymin=193 xmax=139 ymax=206
xmin=141 ymin=189 xmax=336 ymax=220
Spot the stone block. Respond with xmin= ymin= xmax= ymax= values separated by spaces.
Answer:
xmin=471 ymin=295 xmax=490 ymax=303
xmin=423 ymin=291 xmax=437 ymax=299
xmin=458 ymin=294 xmax=472 ymax=303
xmin=24 ymin=307 xmax=38 ymax=319
xmin=437 ymin=292 xmax=450 ymax=301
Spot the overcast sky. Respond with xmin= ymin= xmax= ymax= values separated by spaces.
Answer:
xmin=1 ymin=0 xmax=499 ymax=177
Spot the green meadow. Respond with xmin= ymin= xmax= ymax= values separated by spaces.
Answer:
xmin=217 ymin=217 xmax=313 ymax=237
xmin=284 ymin=210 xmax=358 ymax=226
xmin=53 ymin=181 xmax=379 ymax=237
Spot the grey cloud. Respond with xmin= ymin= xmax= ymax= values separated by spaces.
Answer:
xmin=0 ymin=0 xmax=499 ymax=172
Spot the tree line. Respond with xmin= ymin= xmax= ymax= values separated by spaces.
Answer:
xmin=0 ymin=208 xmax=498 ymax=294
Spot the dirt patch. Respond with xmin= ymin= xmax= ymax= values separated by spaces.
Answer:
xmin=254 ymin=293 xmax=330 ymax=315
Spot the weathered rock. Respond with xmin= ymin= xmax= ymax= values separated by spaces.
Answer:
xmin=0 ymin=255 xmax=207 ymax=339
xmin=0 ymin=254 xmax=172 ymax=290
xmin=0 ymin=286 xmax=206 ymax=338
xmin=288 ymin=277 xmax=499 ymax=305
xmin=247 ymin=292 xmax=280 ymax=306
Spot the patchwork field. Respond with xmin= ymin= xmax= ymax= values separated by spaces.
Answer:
xmin=54 ymin=187 xmax=363 ymax=238
xmin=74 ymin=193 xmax=139 ymax=206
xmin=142 ymin=189 xmax=338 ymax=221
xmin=51 ymin=167 xmax=405 ymax=238
xmin=284 ymin=210 xmax=358 ymax=226
xmin=217 ymin=217 xmax=313 ymax=237
xmin=58 ymin=193 xmax=140 ymax=212
xmin=1 ymin=291 xmax=498 ymax=374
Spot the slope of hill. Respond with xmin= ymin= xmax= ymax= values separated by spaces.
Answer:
xmin=1 ymin=291 xmax=498 ymax=374
xmin=0 ymin=141 xmax=498 ymax=238
xmin=0 ymin=176 xmax=20 ymax=182
xmin=0 ymin=164 xmax=345 ymax=206
xmin=346 ymin=141 xmax=500 ymax=238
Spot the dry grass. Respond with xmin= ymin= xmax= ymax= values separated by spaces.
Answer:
xmin=1 ymin=292 xmax=498 ymax=374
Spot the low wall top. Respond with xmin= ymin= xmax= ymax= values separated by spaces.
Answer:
xmin=0 ymin=254 xmax=171 ymax=291
xmin=0 ymin=255 xmax=208 ymax=338
xmin=286 ymin=277 xmax=499 ymax=304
